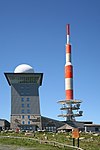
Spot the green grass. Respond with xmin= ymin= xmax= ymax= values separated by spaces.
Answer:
xmin=0 ymin=131 xmax=100 ymax=150
xmin=0 ymin=133 xmax=73 ymax=150
xmin=79 ymin=133 xmax=100 ymax=150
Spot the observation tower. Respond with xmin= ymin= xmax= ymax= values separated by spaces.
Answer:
xmin=5 ymin=64 xmax=43 ymax=130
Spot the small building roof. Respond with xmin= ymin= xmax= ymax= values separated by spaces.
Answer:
xmin=57 ymin=123 xmax=73 ymax=130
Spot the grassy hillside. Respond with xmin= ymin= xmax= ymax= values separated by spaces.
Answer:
xmin=0 ymin=131 xmax=100 ymax=150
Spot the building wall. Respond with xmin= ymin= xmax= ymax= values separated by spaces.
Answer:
xmin=85 ymin=126 xmax=100 ymax=132
xmin=10 ymin=82 xmax=41 ymax=130
xmin=10 ymin=115 xmax=41 ymax=130
xmin=41 ymin=116 xmax=66 ymax=132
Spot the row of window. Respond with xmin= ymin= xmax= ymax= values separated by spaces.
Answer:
xmin=21 ymin=97 xmax=30 ymax=102
xmin=22 ymin=121 xmax=30 ymax=125
xmin=20 ymin=86 xmax=30 ymax=89
xmin=22 ymin=109 xmax=30 ymax=114
xmin=20 ymin=91 xmax=30 ymax=96
xmin=22 ymin=103 xmax=30 ymax=108
xmin=11 ymin=76 xmax=38 ymax=83
xmin=20 ymin=126 xmax=33 ymax=130
xmin=22 ymin=115 xmax=30 ymax=119
xmin=45 ymin=126 xmax=56 ymax=132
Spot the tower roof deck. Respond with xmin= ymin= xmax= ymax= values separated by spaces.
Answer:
xmin=4 ymin=73 xmax=43 ymax=86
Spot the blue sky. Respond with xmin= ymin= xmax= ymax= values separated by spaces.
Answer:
xmin=0 ymin=0 xmax=100 ymax=124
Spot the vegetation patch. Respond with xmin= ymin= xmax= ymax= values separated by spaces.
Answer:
xmin=0 ymin=131 xmax=100 ymax=150
xmin=0 ymin=136 xmax=73 ymax=150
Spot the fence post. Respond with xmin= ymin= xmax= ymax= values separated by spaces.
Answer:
xmin=77 ymin=138 xmax=79 ymax=147
xmin=73 ymin=138 xmax=75 ymax=146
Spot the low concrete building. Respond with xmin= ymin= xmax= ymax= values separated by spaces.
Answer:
xmin=84 ymin=124 xmax=100 ymax=133
xmin=0 ymin=119 xmax=10 ymax=130
xmin=41 ymin=116 xmax=65 ymax=132
xmin=40 ymin=117 xmax=84 ymax=132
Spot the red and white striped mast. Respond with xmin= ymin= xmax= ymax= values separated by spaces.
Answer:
xmin=65 ymin=24 xmax=73 ymax=100
xmin=58 ymin=24 xmax=83 ymax=121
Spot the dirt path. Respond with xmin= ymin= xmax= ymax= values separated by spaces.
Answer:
xmin=0 ymin=145 xmax=37 ymax=150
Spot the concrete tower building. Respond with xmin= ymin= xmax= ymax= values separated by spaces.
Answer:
xmin=5 ymin=64 xmax=43 ymax=131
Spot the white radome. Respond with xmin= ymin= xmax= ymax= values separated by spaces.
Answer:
xmin=14 ymin=64 xmax=34 ymax=73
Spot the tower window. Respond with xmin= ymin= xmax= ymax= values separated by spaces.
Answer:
xmin=28 ymin=115 xmax=30 ymax=119
xmin=22 ymin=104 xmax=24 ymax=108
xmin=28 ymin=121 xmax=30 ymax=125
xmin=22 ymin=115 xmax=24 ymax=119
xmin=21 ymin=86 xmax=24 ymax=89
xmin=27 ymin=104 xmax=30 ymax=108
xmin=22 ymin=121 xmax=25 ymax=124
xmin=27 ymin=98 xmax=30 ymax=101
xmin=21 ymin=92 xmax=24 ymax=95
xmin=21 ymin=98 xmax=24 ymax=102
xmin=22 ymin=109 xmax=24 ymax=113
xmin=27 ymin=109 xmax=30 ymax=113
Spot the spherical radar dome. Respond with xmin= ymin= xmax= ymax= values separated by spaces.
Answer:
xmin=14 ymin=64 xmax=34 ymax=73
